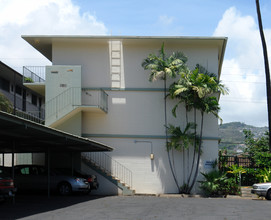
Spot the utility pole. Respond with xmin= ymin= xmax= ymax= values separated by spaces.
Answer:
xmin=256 ymin=0 xmax=271 ymax=152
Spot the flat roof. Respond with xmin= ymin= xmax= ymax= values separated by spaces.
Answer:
xmin=0 ymin=110 xmax=113 ymax=153
xmin=21 ymin=35 xmax=227 ymax=77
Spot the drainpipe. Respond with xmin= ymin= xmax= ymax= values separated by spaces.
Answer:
xmin=134 ymin=140 xmax=154 ymax=160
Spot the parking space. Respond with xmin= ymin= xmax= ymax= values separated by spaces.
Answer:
xmin=0 ymin=195 xmax=270 ymax=220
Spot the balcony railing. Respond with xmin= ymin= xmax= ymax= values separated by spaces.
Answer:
xmin=23 ymin=66 xmax=45 ymax=83
xmin=0 ymin=88 xmax=45 ymax=124
xmin=46 ymin=88 xmax=108 ymax=125
xmin=82 ymin=89 xmax=108 ymax=113
xmin=15 ymin=108 xmax=45 ymax=124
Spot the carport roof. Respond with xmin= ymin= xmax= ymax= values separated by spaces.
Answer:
xmin=0 ymin=111 xmax=113 ymax=153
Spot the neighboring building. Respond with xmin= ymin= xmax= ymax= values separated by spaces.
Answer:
xmin=22 ymin=36 xmax=227 ymax=195
xmin=0 ymin=61 xmax=46 ymax=166
xmin=0 ymin=61 xmax=45 ymax=123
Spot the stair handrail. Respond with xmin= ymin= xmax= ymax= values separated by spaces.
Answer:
xmin=45 ymin=87 xmax=81 ymax=119
xmin=82 ymin=152 xmax=132 ymax=189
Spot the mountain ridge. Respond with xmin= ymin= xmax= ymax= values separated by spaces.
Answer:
xmin=218 ymin=122 xmax=268 ymax=154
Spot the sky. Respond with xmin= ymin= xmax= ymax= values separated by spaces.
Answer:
xmin=0 ymin=0 xmax=271 ymax=127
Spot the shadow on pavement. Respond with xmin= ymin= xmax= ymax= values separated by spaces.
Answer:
xmin=0 ymin=193 xmax=105 ymax=219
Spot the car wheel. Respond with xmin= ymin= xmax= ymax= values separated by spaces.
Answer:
xmin=58 ymin=182 xmax=72 ymax=196
xmin=265 ymin=189 xmax=271 ymax=200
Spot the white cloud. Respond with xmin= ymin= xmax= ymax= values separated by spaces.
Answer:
xmin=159 ymin=15 xmax=174 ymax=26
xmin=0 ymin=0 xmax=108 ymax=72
xmin=214 ymin=7 xmax=270 ymax=127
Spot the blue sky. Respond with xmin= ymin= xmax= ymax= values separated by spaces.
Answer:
xmin=0 ymin=0 xmax=270 ymax=127
xmin=72 ymin=0 xmax=271 ymax=36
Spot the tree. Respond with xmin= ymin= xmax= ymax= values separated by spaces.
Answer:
xmin=142 ymin=43 xmax=187 ymax=191
xmin=243 ymin=129 xmax=271 ymax=167
xmin=255 ymin=0 xmax=271 ymax=152
xmin=0 ymin=92 xmax=13 ymax=113
xmin=169 ymin=64 xmax=228 ymax=193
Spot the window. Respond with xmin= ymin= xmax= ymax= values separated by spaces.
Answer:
xmin=15 ymin=85 xmax=22 ymax=95
xmin=32 ymin=94 xmax=37 ymax=105
xmin=20 ymin=167 xmax=30 ymax=175
xmin=0 ymin=77 xmax=10 ymax=92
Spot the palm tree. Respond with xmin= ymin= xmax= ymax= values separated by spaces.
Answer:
xmin=170 ymin=64 xmax=228 ymax=193
xmin=142 ymin=43 xmax=187 ymax=191
xmin=255 ymin=0 xmax=271 ymax=152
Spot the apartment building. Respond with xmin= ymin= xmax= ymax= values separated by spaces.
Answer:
xmin=22 ymin=36 xmax=227 ymax=195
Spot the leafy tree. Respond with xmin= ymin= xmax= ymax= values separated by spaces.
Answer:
xmin=243 ymin=129 xmax=271 ymax=167
xmin=142 ymin=43 xmax=187 ymax=191
xmin=0 ymin=92 xmax=13 ymax=113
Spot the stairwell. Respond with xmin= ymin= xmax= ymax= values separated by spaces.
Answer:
xmin=81 ymin=152 xmax=135 ymax=196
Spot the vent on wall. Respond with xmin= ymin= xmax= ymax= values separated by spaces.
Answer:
xmin=60 ymin=84 xmax=67 ymax=87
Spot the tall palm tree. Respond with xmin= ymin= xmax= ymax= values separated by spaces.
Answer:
xmin=142 ymin=43 xmax=187 ymax=191
xmin=170 ymin=65 xmax=228 ymax=193
xmin=256 ymin=0 xmax=271 ymax=152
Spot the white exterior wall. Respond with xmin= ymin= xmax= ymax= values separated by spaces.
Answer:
xmin=47 ymin=38 xmax=221 ymax=195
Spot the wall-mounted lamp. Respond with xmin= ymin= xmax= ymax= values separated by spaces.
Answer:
xmin=134 ymin=140 xmax=154 ymax=160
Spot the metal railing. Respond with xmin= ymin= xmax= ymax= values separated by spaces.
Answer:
xmin=46 ymin=88 xmax=108 ymax=121
xmin=82 ymin=152 xmax=133 ymax=189
xmin=82 ymin=89 xmax=108 ymax=113
xmin=46 ymin=87 xmax=81 ymax=119
xmin=23 ymin=66 xmax=45 ymax=83
xmin=15 ymin=108 xmax=45 ymax=124
xmin=219 ymin=155 xmax=255 ymax=169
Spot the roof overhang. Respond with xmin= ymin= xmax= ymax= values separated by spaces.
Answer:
xmin=0 ymin=111 xmax=113 ymax=153
xmin=21 ymin=35 xmax=227 ymax=78
xmin=0 ymin=61 xmax=23 ymax=85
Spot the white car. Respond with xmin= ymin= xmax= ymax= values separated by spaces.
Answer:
xmin=251 ymin=182 xmax=271 ymax=200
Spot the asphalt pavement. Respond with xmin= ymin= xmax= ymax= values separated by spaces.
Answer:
xmin=0 ymin=194 xmax=270 ymax=220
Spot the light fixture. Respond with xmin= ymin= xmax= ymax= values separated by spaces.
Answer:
xmin=134 ymin=140 xmax=154 ymax=160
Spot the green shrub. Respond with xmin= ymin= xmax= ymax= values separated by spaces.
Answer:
xmin=199 ymin=169 xmax=240 ymax=197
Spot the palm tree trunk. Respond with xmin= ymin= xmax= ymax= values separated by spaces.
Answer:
xmin=186 ymin=108 xmax=189 ymax=189
xmin=183 ymin=145 xmax=185 ymax=186
xmin=256 ymin=0 xmax=271 ymax=152
xmin=164 ymin=79 xmax=180 ymax=192
xmin=186 ymin=107 xmax=197 ymax=192
xmin=188 ymin=111 xmax=204 ymax=193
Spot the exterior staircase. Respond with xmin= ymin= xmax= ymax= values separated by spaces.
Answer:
xmin=81 ymin=152 xmax=135 ymax=195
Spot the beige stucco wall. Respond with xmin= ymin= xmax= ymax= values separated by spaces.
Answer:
xmin=46 ymin=38 xmax=221 ymax=194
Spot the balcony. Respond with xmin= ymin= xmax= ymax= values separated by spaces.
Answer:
xmin=23 ymin=66 xmax=45 ymax=96
xmin=0 ymin=88 xmax=45 ymax=124
xmin=46 ymin=88 xmax=108 ymax=126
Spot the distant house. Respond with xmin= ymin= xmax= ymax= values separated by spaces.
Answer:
xmin=22 ymin=36 xmax=227 ymax=195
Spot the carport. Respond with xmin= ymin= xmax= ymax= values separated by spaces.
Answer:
xmin=0 ymin=110 xmax=113 ymax=198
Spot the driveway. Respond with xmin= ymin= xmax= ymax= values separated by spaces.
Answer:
xmin=0 ymin=195 xmax=270 ymax=220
